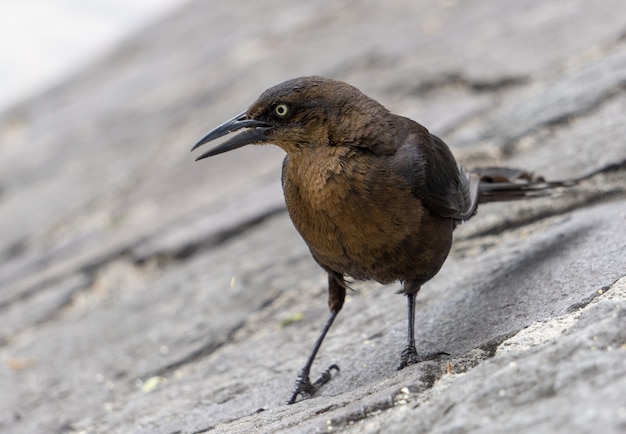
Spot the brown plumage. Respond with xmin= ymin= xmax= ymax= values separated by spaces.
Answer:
xmin=192 ymin=76 xmax=571 ymax=404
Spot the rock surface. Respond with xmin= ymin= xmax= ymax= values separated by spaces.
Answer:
xmin=1 ymin=0 xmax=625 ymax=433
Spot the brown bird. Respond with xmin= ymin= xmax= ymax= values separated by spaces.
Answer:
xmin=191 ymin=76 xmax=570 ymax=404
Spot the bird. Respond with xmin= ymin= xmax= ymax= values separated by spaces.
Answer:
xmin=191 ymin=76 xmax=571 ymax=404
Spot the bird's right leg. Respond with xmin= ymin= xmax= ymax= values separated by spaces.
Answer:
xmin=288 ymin=272 xmax=346 ymax=404
xmin=398 ymin=291 xmax=419 ymax=369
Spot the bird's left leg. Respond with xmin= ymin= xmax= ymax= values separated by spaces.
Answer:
xmin=288 ymin=272 xmax=346 ymax=404
xmin=398 ymin=289 xmax=420 ymax=369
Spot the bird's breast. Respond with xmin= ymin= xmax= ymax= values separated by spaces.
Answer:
xmin=282 ymin=149 xmax=451 ymax=284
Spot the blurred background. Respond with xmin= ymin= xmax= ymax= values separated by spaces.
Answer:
xmin=1 ymin=0 xmax=625 ymax=432
xmin=0 ymin=0 xmax=185 ymax=111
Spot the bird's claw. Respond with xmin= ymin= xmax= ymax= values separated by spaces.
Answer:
xmin=398 ymin=347 xmax=450 ymax=370
xmin=312 ymin=364 xmax=340 ymax=389
xmin=398 ymin=345 xmax=420 ymax=370
xmin=288 ymin=364 xmax=340 ymax=404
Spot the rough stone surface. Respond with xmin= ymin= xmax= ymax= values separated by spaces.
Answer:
xmin=1 ymin=1 xmax=625 ymax=433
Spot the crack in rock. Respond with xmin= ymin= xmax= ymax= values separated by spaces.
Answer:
xmin=140 ymin=320 xmax=246 ymax=380
xmin=412 ymin=73 xmax=529 ymax=95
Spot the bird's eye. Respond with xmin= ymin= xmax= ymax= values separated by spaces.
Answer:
xmin=274 ymin=103 xmax=290 ymax=118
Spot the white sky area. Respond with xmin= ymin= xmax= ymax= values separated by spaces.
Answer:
xmin=0 ymin=0 xmax=186 ymax=111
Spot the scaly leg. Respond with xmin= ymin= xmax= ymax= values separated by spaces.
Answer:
xmin=398 ymin=291 xmax=419 ymax=369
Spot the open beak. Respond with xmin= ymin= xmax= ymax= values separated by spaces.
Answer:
xmin=191 ymin=111 xmax=273 ymax=160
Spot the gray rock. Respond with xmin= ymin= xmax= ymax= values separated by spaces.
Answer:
xmin=342 ymin=278 xmax=626 ymax=434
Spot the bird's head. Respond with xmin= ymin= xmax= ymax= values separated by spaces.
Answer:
xmin=191 ymin=76 xmax=388 ymax=160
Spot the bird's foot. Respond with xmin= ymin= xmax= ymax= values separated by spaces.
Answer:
xmin=398 ymin=346 xmax=450 ymax=370
xmin=287 ymin=364 xmax=340 ymax=404
xmin=398 ymin=344 xmax=420 ymax=370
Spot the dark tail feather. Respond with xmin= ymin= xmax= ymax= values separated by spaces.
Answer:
xmin=472 ymin=167 xmax=577 ymax=204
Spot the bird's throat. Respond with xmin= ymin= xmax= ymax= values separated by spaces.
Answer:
xmin=284 ymin=147 xmax=354 ymax=210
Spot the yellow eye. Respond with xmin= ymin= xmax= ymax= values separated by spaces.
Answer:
xmin=274 ymin=103 xmax=290 ymax=117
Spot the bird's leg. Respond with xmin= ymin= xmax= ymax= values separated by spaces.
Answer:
xmin=398 ymin=291 xmax=419 ymax=369
xmin=288 ymin=312 xmax=339 ymax=404
xmin=288 ymin=272 xmax=346 ymax=404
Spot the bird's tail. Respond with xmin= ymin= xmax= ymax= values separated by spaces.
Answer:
xmin=455 ymin=166 xmax=577 ymax=221
xmin=456 ymin=161 xmax=624 ymax=221
xmin=472 ymin=167 xmax=576 ymax=204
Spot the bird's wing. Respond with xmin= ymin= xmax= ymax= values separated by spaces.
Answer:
xmin=418 ymin=134 xmax=480 ymax=220
xmin=388 ymin=125 xmax=478 ymax=220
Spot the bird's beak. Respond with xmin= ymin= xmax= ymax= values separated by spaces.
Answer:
xmin=191 ymin=111 xmax=273 ymax=160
